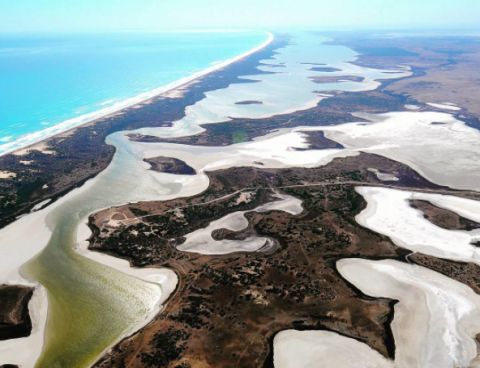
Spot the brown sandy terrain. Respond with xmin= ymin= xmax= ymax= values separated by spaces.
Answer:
xmin=410 ymin=199 xmax=480 ymax=231
xmin=332 ymin=33 xmax=480 ymax=119
xmin=6 ymin=32 xmax=466 ymax=229
xmin=89 ymin=153 xmax=479 ymax=368
xmin=408 ymin=253 xmax=480 ymax=295
xmin=3 ymin=32 xmax=480 ymax=367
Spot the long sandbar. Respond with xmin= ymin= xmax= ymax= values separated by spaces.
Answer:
xmin=0 ymin=33 xmax=274 ymax=367
xmin=1 ymin=32 xmax=274 ymax=157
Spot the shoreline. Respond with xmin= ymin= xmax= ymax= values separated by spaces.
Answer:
xmin=1 ymin=31 xmax=274 ymax=157
xmin=1 ymin=31 xmax=453 ymax=367
xmin=76 ymin=219 xmax=178 ymax=368
xmin=0 ymin=32 xmax=274 ymax=367
xmin=19 ymin=31 xmax=480 ymax=368
xmin=0 ymin=285 xmax=48 ymax=367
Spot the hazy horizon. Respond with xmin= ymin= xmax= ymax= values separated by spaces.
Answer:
xmin=1 ymin=0 xmax=479 ymax=33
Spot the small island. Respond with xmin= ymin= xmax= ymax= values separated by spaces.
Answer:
xmin=235 ymin=100 xmax=264 ymax=105
xmin=0 ymin=285 xmax=33 ymax=341
xmin=310 ymin=66 xmax=342 ymax=72
xmin=144 ymin=157 xmax=196 ymax=175
xmin=310 ymin=75 xmax=365 ymax=84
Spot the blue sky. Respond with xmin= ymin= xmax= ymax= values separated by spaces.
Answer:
xmin=1 ymin=0 xmax=479 ymax=33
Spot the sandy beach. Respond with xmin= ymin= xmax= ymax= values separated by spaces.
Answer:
xmin=2 ymin=29 xmax=475 ymax=367
xmin=0 ymin=32 xmax=274 ymax=157
xmin=1 ymin=1 xmax=480 ymax=366
xmin=0 ymin=32 xmax=274 ymax=367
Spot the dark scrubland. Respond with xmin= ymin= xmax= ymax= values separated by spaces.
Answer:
xmin=3 ymin=31 xmax=480 ymax=368
xmin=235 ymin=100 xmax=264 ymax=105
xmin=129 ymin=87 xmax=411 ymax=147
xmin=0 ymin=36 xmax=289 ymax=229
xmin=91 ymin=153 xmax=476 ymax=368
xmin=144 ymin=157 xmax=196 ymax=175
xmin=0 ymin=285 xmax=34 ymax=341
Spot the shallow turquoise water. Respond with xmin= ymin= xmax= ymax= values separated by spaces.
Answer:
xmin=0 ymin=31 xmax=266 ymax=153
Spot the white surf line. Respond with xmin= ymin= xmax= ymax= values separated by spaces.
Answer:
xmin=0 ymin=33 xmax=415 ymax=366
xmin=337 ymin=258 xmax=480 ymax=368
xmin=0 ymin=33 xmax=276 ymax=367
xmin=0 ymin=32 xmax=274 ymax=156
xmin=273 ymin=329 xmax=393 ymax=368
xmin=178 ymin=192 xmax=303 ymax=255
xmin=354 ymin=186 xmax=480 ymax=265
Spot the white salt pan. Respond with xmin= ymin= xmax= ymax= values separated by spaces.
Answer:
xmin=178 ymin=193 xmax=302 ymax=255
xmin=338 ymin=259 xmax=480 ymax=368
xmin=355 ymin=186 xmax=480 ymax=265
xmin=274 ymin=329 xmax=393 ymax=368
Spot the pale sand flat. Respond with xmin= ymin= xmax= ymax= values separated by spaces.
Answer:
xmin=355 ymin=186 xmax=480 ymax=265
xmin=337 ymin=259 xmax=480 ymax=368
xmin=0 ymin=286 xmax=48 ymax=368
xmin=274 ymin=329 xmax=392 ymax=368
xmin=178 ymin=193 xmax=303 ymax=255
xmin=12 ymin=142 xmax=56 ymax=156
xmin=323 ymin=110 xmax=480 ymax=191
xmin=0 ymin=170 xmax=16 ymax=179
xmin=427 ymin=102 xmax=461 ymax=111
xmin=0 ymin=34 xmax=276 ymax=366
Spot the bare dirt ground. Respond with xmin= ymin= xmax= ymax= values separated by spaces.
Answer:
xmin=333 ymin=33 xmax=480 ymax=118
xmin=90 ymin=153 xmax=480 ymax=368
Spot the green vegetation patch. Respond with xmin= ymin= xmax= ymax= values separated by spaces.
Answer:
xmin=231 ymin=130 xmax=248 ymax=143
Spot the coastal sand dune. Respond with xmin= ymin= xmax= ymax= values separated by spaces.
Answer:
xmin=0 ymin=32 xmax=275 ymax=157
xmin=0 ymin=32 xmax=278 ymax=367
xmin=0 ymin=31 xmax=469 ymax=368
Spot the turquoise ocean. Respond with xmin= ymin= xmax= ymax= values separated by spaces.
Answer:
xmin=0 ymin=31 xmax=267 ymax=154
